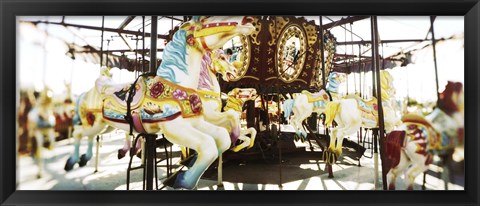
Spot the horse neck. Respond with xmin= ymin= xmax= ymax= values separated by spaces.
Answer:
xmin=198 ymin=54 xmax=221 ymax=93
xmin=180 ymin=49 xmax=203 ymax=89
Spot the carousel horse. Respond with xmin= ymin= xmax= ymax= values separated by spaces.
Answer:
xmin=197 ymin=49 xmax=258 ymax=152
xmin=283 ymin=89 xmax=332 ymax=141
xmin=223 ymin=88 xmax=258 ymax=152
xmin=324 ymin=70 xmax=402 ymax=163
xmin=64 ymin=67 xmax=120 ymax=171
xmin=282 ymin=71 xmax=346 ymax=142
xmin=53 ymin=82 xmax=76 ymax=141
xmin=385 ymin=81 xmax=464 ymax=190
xmin=66 ymin=16 xmax=255 ymax=190
xmin=27 ymin=87 xmax=56 ymax=178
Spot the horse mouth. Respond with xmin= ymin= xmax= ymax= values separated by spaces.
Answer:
xmin=225 ymin=72 xmax=236 ymax=81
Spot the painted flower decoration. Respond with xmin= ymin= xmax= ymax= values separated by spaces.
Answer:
xmin=186 ymin=34 xmax=196 ymax=46
xmin=373 ymin=103 xmax=378 ymax=111
xmin=189 ymin=94 xmax=202 ymax=113
xmin=150 ymin=82 xmax=164 ymax=98
xmin=173 ymin=89 xmax=188 ymax=100
xmin=323 ymin=94 xmax=329 ymax=100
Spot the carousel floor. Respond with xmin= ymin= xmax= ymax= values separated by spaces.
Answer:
xmin=16 ymin=126 xmax=464 ymax=191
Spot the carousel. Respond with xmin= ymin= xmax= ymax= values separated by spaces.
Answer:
xmin=16 ymin=16 xmax=465 ymax=191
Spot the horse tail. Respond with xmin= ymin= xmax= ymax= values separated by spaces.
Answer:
xmin=283 ymin=99 xmax=294 ymax=120
xmin=325 ymin=101 xmax=340 ymax=127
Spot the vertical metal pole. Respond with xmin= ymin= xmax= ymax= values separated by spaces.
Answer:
xmin=100 ymin=16 xmax=105 ymax=68
xmin=150 ymin=16 xmax=158 ymax=73
xmin=430 ymin=16 xmax=441 ymax=102
xmin=371 ymin=16 xmax=387 ymax=190
xmin=144 ymin=16 xmax=159 ymax=191
xmin=145 ymin=134 xmax=156 ymax=190
xmin=142 ymin=16 xmax=146 ymax=73
xmin=319 ymin=16 xmax=327 ymax=88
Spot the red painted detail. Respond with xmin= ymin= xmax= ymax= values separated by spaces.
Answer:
xmin=425 ymin=154 xmax=433 ymax=165
xmin=384 ymin=131 xmax=406 ymax=172
xmin=86 ymin=112 xmax=95 ymax=126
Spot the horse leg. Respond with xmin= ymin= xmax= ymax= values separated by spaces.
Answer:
xmin=78 ymin=135 xmax=95 ymax=167
xmin=231 ymin=131 xmax=250 ymax=152
xmin=405 ymin=163 xmax=429 ymax=190
xmin=118 ymin=133 xmax=131 ymax=159
xmin=34 ymin=130 xmax=44 ymax=178
xmin=65 ymin=126 xmax=82 ymax=171
xmin=246 ymin=127 xmax=257 ymax=149
xmin=193 ymin=119 xmax=231 ymax=187
xmin=47 ymin=128 xmax=55 ymax=151
xmin=403 ymin=143 xmax=430 ymax=190
xmin=387 ymin=151 xmax=410 ymax=190
xmin=161 ymin=119 xmax=220 ymax=189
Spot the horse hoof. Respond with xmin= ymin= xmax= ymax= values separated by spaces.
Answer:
xmin=135 ymin=150 xmax=142 ymax=159
xmin=179 ymin=154 xmax=197 ymax=168
xmin=118 ymin=149 xmax=126 ymax=160
xmin=64 ymin=157 xmax=76 ymax=171
xmin=37 ymin=174 xmax=42 ymax=179
xmin=78 ymin=154 xmax=89 ymax=167
xmin=163 ymin=170 xmax=186 ymax=189
xmin=388 ymin=184 xmax=396 ymax=190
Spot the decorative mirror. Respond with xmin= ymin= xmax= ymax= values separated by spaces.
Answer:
xmin=276 ymin=24 xmax=307 ymax=83
xmin=222 ymin=35 xmax=251 ymax=81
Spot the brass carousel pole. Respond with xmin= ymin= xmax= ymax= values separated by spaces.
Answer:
xmin=94 ymin=16 xmax=105 ymax=174
xmin=144 ymin=16 xmax=158 ymax=190
xmin=371 ymin=16 xmax=387 ymax=190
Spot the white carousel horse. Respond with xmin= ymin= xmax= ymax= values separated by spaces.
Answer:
xmin=324 ymin=70 xmax=402 ymax=163
xmin=65 ymin=16 xmax=255 ymax=190
xmin=385 ymin=81 xmax=464 ymax=190
xmin=64 ymin=67 xmax=131 ymax=171
xmin=282 ymin=71 xmax=347 ymax=142
xmin=283 ymin=89 xmax=332 ymax=141
xmin=27 ymin=87 xmax=56 ymax=178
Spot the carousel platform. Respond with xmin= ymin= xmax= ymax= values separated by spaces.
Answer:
xmin=17 ymin=128 xmax=464 ymax=191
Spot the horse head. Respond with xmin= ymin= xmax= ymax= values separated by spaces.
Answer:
xmin=326 ymin=72 xmax=346 ymax=95
xmin=211 ymin=49 xmax=238 ymax=81
xmin=437 ymin=81 xmax=464 ymax=147
xmin=38 ymin=87 xmax=54 ymax=107
xmin=380 ymin=70 xmax=396 ymax=100
xmin=186 ymin=16 xmax=255 ymax=52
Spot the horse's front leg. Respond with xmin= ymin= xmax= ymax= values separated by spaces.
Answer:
xmin=161 ymin=118 xmax=223 ymax=190
xmin=194 ymin=119 xmax=231 ymax=188
xmin=64 ymin=125 xmax=83 ymax=171
xmin=33 ymin=130 xmax=44 ymax=178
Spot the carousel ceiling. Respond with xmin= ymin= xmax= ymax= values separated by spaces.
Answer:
xmin=19 ymin=15 xmax=463 ymax=81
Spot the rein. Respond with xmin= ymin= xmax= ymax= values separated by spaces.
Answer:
xmin=124 ymin=71 xmax=156 ymax=136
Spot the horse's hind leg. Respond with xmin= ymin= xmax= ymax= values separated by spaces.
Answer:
xmin=161 ymin=118 xmax=221 ymax=189
xmin=387 ymin=150 xmax=410 ymax=190
xmin=405 ymin=163 xmax=429 ymax=190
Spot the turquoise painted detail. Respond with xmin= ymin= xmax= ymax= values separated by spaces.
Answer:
xmin=156 ymin=29 xmax=188 ymax=84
